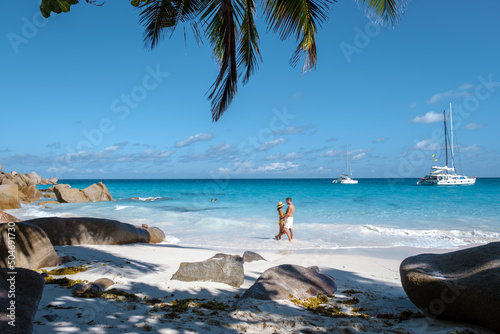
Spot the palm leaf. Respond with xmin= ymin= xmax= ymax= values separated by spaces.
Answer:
xmin=140 ymin=0 xmax=206 ymax=49
xmin=202 ymin=0 xmax=244 ymax=121
xmin=356 ymin=0 xmax=407 ymax=26
xmin=263 ymin=0 xmax=333 ymax=73
xmin=238 ymin=0 xmax=262 ymax=84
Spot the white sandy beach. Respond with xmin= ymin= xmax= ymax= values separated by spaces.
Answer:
xmin=31 ymin=242 xmax=495 ymax=334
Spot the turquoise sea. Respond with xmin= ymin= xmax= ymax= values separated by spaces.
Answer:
xmin=14 ymin=178 xmax=500 ymax=250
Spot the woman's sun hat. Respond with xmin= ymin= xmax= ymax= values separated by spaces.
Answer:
xmin=277 ymin=201 xmax=285 ymax=209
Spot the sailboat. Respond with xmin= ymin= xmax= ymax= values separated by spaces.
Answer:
xmin=417 ymin=103 xmax=476 ymax=186
xmin=333 ymin=145 xmax=358 ymax=184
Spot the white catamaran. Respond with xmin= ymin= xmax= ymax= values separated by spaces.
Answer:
xmin=333 ymin=145 xmax=358 ymax=184
xmin=417 ymin=103 xmax=476 ymax=186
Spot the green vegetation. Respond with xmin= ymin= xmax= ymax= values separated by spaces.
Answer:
xmin=291 ymin=294 xmax=369 ymax=319
xmin=43 ymin=265 xmax=91 ymax=276
xmin=342 ymin=289 xmax=363 ymax=295
xmin=340 ymin=296 xmax=360 ymax=305
xmin=44 ymin=276 xmax=83 ymax=288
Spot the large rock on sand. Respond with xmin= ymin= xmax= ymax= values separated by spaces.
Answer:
xmin=400 ymin=242 xmax=500 ymax=333
xmin=172 ymin=253 xmax=244 ymax=287
xmin=0 ymin=185 xmax=21 ymax=210
xmin=0 ymin=268 xmax=45 ymax=334
xmin=240 ymin=264 xmax=337 ymax=301
xmin=0 ymin=222 xmax=59 ymax=270
xmin=26 ymin=217 xmax=164 ymax=245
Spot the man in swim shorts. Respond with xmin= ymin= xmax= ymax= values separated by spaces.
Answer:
xmin=283 ymin=197 xmax=295 ymax=242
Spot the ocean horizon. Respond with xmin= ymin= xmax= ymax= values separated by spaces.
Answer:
xmin=14 ymin=177 xmax=500 ymax=251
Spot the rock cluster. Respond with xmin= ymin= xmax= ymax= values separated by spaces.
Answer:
xmin=0 ymin=170 xmax=57 ymax=209
xmin=53 ymin=182 xmax=114 ymax=203
xmin=400 ymin=242 xmax=500 ymax=333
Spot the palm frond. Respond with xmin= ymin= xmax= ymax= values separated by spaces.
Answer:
xmin=263 ymin=0 xmax=333 ymax=73
xmin=202 ymin=0 xmax=244 ymax=121
xmin=238 ymin=0 xmax=262 ymax=84
xmin=356 ymin=0 xmax=407 ymax=26
xmin=139 ymin=0 xmax=206 ymax=49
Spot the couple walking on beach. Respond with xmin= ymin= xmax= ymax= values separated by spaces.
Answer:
xmin=275 ymin=197 xmax=294 ymax=242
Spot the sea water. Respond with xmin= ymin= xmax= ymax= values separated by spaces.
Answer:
xmin=13 ymin=178 xmax=500 ymax=250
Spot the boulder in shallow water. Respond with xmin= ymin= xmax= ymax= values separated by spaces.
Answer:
xmin=0 ymin=268 xmax=45 ymax=334
xmin=240 ymin=264 xmax=337 ymax=301
xmin=82 ymin=182 xmax=114 ymax=202
xmin=0 ymin=184 xmax=20 ymax=210
xmin=400 ymin=242 xmax=500 ymax=333
xmin=53 ymin=184 xmax=88 ymax=203
xmin=172 ymin=253 xmax=244 ymax=287
xmin=26 ymin=217 xmax=164 ymax=245
xmin=0 ymin=222 xmax=59 ymax=270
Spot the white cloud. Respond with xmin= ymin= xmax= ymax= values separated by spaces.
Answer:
xmin=410 ymin=102 xmax=417 ymax=108
xmin=458 ymin=83 xmax=474 ymax=90
xmin=326 ymin=138 xmax=337 ymax=143
xmin=459 ymin=144 xmax=480 ymax=152
xmin=266 ymin=152 xmax=304 ymax=160
xmin=175 ymin=132 xmax=213 ymax=148
xmin=256 ymin=161 xmax=298 ymax=172
xmin=181 ymin=142 xmax=237 ymax=162
xmin=321 ymin=149 xmax=341 ymax=157
xmin=46 ymin=142 xmax=62 ymax=149
xmin=428 ymin=84 xmax=472 ymax=104
xmin=463 ymin=122 xmax=484 ymax=130
xmin=373 ymin=137 xmax=388 ymax=144
xmin=47 ymin=166 xmax=75 ymax=173
xmin=273 ymin=125 xmax=315 ymax=135
xmin=352 ymin=153 xmax=366 ymax=161
xmin=256 ymin=138 xmax=287 ymax=151
xmin=411 ymin=111 xmax=442 ymax=124
xmin=412 ymin=139 xmax=441 ymax=151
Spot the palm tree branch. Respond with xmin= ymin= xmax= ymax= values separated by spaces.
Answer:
xmin=356 ymin=0 xmax=407 ymax=26
xmin=238 ymin=0 xmax=262 ymax=84
xmin=263 ymin=0 xmax=332 ymax=72
xmin=139 ymin=0 xmax=206 ymax=49
xmin=202 ymin=0 xmax=244 ymax=121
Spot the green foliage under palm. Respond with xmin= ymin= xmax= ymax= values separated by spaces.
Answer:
xmin=40 ymin=0 xmax=408 ymax=121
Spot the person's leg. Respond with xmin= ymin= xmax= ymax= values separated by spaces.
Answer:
xmin=289 ymin=228 xmax=293 ymax=241
xmin=283 ymin=227 xmax=291 ymax=241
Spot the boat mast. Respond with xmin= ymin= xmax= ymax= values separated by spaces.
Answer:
xmin=443 ymin=110 xmax=448 ymax=168
xmin=346 ymin=145 xmax=350 ymax=177
xmin=450 ymin=103 xmax=455 ymax=174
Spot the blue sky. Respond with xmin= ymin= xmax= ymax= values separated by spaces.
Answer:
xmin=1 ymin=0 xmax=499 ymax=179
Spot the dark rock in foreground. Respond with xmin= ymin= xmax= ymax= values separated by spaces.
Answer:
xmin=240 ymin=264 xmax=337 ymax=301
xmin=0 ymin=268 xmax=45 ymax=334
xmin=0 ymin=222 xmax=59 ymax=270
xmin=400 ymin=242 xmax=500 ymax=333
xmin=172 ymin=253 xmax=244 ymax=287
xmin=26 ymin=217 xmax=164 ymax=245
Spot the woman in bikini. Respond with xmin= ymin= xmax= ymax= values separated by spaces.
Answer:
xmin=275 ymin=201 xmax=285 ymax=240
